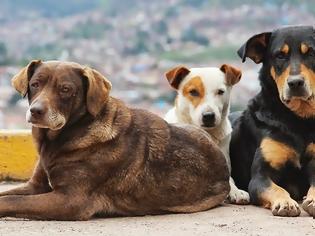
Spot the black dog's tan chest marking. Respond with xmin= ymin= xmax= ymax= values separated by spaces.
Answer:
xmin=260 ymin=139 xmax=315 ymax=170
xmin=260 ymin=138 xmax=300 ymax=170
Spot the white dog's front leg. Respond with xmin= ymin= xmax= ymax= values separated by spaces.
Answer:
xmin=228 ymin=177 xmax=250 ymax=205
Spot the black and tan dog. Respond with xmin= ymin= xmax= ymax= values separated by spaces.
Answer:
xmin=0 ymin=60 xmax=229 ymax=220
xmin=230 ymin=26 xmax=315 ymax=217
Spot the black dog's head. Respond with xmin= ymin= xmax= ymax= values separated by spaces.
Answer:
xmin=238 ymin=25 xmax=315 ymax=118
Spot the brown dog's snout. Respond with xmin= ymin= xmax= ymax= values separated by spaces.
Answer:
xmin=30 ymin=102 xmax=47 ymax=118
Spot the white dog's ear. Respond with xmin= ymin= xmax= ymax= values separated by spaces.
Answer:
xmin=220 ymin=64 xmax=242 ymax=86
xmin=165 ymin=66 xmax=190 ymax=89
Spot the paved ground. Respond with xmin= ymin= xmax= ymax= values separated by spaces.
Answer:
xmin=0 ymin=183 xmax=314 ymax=236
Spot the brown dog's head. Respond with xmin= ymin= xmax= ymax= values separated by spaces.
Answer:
xmin=12 ymin=60 xmax=112 ymax=130
xmin=238 ymin=26 xmax=315 ymax=118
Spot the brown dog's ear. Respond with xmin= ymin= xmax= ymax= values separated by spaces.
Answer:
xmin=82 ymin=67 xmax=112 ymax=117
xmin=237 ymin=32 xmax=272 ymax=64
xmin=165 ymin=66 xmax=190 ymax=89
xmin=11 ymin=60 xmax=42 ymax=96
xmin=220 ymin=64 xmax=242 ymax=86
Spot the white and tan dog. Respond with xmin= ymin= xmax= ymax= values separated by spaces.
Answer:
xmin=164 ymin=64 xmax=250 ymax=204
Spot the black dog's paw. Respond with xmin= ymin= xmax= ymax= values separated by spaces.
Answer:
xmin=271 ymin=198 xmax=300 ymax=217
xmin=302 ymin=196 xmax=315 ymax=217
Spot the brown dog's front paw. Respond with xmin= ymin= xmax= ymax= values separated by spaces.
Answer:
xmin=271 ymin=198 xmax=300 ymax=217
xmin=302 ymin=197 xmax=315 ymax=217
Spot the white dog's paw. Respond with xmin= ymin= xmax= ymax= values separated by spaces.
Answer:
xmin=228 ymin=188 xmax=250 ymax=205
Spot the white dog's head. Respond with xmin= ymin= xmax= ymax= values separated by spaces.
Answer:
xmin=166 ymin=64 xmax=242 ymax=129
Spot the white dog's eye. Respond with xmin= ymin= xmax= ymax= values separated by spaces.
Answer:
xmin=217 ymin=89 xmax=225 ymax=95
xmin=189 ymin=89 xmax=200 ymax=97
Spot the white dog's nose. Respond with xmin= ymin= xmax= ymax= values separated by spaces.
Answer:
xmin=202 ymin=112 xmax=215 ymax=127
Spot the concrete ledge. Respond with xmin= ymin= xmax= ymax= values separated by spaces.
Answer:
xmin=0 ymin=183 xmax=314 ymax=235
xmin=0 ymin=129 xmax=36 ymax=181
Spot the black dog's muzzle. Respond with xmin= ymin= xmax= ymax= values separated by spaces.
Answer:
xmin=286 ymin=75 xmax=308 ymax=99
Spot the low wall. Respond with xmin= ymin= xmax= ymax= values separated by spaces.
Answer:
xmin=0 ymin=130 xmax=36 ymax=181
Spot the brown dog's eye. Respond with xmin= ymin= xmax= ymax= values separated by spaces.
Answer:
xmin=217 ymin=89 xmax=225 ymax=95
xmin=30 ymin=82 xmax=39 ymax=89
xmin=189 ymin=89 xmax=199 ymax=97
xmin=61 ymin=86 xmax=70 ymax=93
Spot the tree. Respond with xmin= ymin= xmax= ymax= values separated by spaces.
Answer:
xmin=181 ymin=27 xmax=209 ymax=46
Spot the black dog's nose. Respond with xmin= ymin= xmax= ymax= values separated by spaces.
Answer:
xmin=202 ymin=112 xmax=215 ymax=127
xmin=287 ymin=76 xmax=305 ymax=90
xmin=30 ymin=103 xmax=46 ymax=117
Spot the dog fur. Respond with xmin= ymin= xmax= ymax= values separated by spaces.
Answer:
xmin=164 ymin=64 xmax=249 ymax=204
xmin=0 ymin=60 xmax=230 ymax=220
xmin=230 ymin=25 xmax=315 ymax=217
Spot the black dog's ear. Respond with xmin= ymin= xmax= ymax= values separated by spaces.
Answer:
xmin=237 ymin=32 xmax=272 ymax=64
xmin=165 ymin=66 xmax=190 ymax=89
xmin=11 ymin=60 xmax=42 ymax=97
xmin=82 ymin=67 xmax=112 ymax=117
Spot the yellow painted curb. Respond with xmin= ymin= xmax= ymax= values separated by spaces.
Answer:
xmin=0 ymin=130 xmax=37 ymax=181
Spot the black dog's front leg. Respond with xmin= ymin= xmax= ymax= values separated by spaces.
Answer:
xmin=302 ymin=143 xmax=315 ymax=217
xmin=249 ymin=147 xmax=300 ymax=217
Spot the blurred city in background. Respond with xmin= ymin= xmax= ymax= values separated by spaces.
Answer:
xmin=0 ymin=0 xmax=315 ymax=128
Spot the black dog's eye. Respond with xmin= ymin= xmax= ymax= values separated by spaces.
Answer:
xmin=217 ymin=89 xmax=225 ymax=95
xmin=275 ymin=52 xmax=288 ymax=60
xmin=189 ymin=89 xmax=199 ymax=97
xmin=30 ymin=82 xmax=39 ymax=89
xmin=306 ymin=48 xmax=315 ymax=57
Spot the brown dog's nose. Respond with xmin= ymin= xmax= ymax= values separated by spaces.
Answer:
xmin=287 ymin=76 xmax=305 ymax=90
xmin=30 ymin=103 xmax=47 ymax=117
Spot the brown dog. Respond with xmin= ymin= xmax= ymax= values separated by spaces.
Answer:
xmin=0 ymin=60 xmax=229 ymax=220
